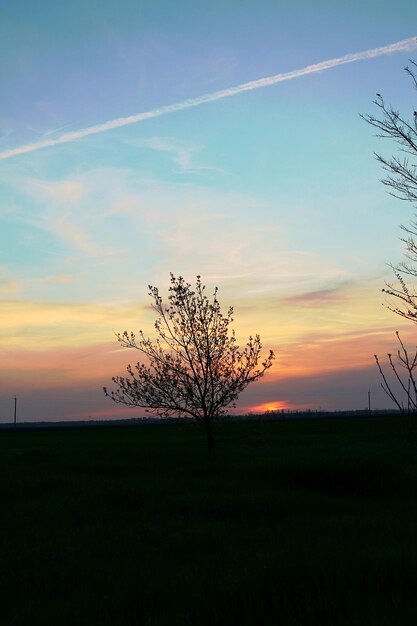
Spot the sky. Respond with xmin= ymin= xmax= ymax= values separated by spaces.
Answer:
xmin=1 ymin=0 xmax=417 ymax=422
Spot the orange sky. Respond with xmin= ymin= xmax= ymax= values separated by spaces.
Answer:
xmin=1 ymin=275 xmax=414 ymax=422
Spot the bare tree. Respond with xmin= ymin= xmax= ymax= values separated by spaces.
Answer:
xmin=374 ymin=331 xmax=417 ymax=438
xmin=361 ymin=60 xmax=417 ymax=204
xmin=363 ymin=60 xmax=417 ymax=415
xmin=375 ymin=331 xmax=417 ymax=412
xmin=104 ymin=274 xmax=275 ymax=452
xmin=362 ymin=60 xmax=417 ymax=319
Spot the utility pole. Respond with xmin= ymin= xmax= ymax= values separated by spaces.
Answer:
xmin=14 ymin=396 xmax=17 ymax=428
xmin=368 ymin=390 xmax=371 ymax=414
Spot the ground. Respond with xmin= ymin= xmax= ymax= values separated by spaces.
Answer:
xmin=0 ymin=415 xmax=417 ymax=625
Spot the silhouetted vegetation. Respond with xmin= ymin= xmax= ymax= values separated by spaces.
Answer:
xmin=361 ymin=60 xmax=417 ymax=207
xmin=363 ymin=60 xmax=417 ymax=313
xmin=364 ymin=60 xmax=417 ymax=411
xmin=375 ymin=331 xmax=417 ymax=422
xmin=104 ymin=274 xmax=274 ymax=451
xmin=1 ymin=415 xmax=417 ymax=625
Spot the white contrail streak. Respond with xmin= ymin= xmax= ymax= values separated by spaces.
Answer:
xmin=1 ymin=36 xmax=416 ymax=160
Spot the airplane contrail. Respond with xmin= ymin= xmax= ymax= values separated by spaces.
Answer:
xmin=1 ymin=36 xmax=416 ymax=160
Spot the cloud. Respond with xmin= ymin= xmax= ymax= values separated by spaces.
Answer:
xmin=28 ymin=179 xmax=84 ymax=205
xmin=1 ymin=273 xmax=413 ymax=421
xmin=16 ymin=171 xmax=127 ymax=260
xmin=38 ymin=274 xmax=74 ymax=285
xmin=1 ymin=320 xmax=412 ymax=421
xmin=1 ymin=36 xmax=416 ymax=160
xmin=238 ymin=362 xmax=388 ymax=413
xmin=136 ymin=136 xmax=199 ymax=171
xmin=14 ymin=167 xmax=348 ymax=299
xmin=0 ymin=299 xmax=154 ymax=350
xmin=5 ymin=165 xmax=392 ymax=336
xmin=130 ymin=136 xmax=224 ymax=175
xmin=20 ymin=178 xmax=111 ymax=257
xmin=47 ymin=213 xmax=106 ymax=257
xmin=280 ymin=281 xmax=354 ymax=306
xmin=237 ymin=322 xmax=417 ymax=413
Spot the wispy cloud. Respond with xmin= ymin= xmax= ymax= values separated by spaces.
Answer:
xmin=1 ymin=37 xmax=416 ymax=160
xmin=133 ymin=136 xmax=224 ymax=175
xmin=28 ymin=179 xmax=84 ymax=205
xmin=280 ymin=281 xmax=354 ymax=306
xmin=137 ymin=137 xmax=198 ymax=170
xmin=0 ymin=299 xmax=152 ymax=349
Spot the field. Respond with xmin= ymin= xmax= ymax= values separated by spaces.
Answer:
xmin=1 ymin=415 xmax=417 ymax=625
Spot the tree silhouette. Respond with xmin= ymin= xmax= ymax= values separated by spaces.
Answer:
xmin=363 ymin=60 xmax=417 ymax=415
xmin=361 ymin=60 xmax=417 ymax=205
xmin=374 ymin=332 xmax=417 ymax=407
xmin=362 ymin=60 xmax=417 ymax=320
xmin=374 ymin=331 xmax=417 ymax=438
xmin=104 ymin=274 xmax=274 ymax=452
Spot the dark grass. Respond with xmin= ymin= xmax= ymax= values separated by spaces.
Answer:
xmin=1 ymin=415 xmax=417 ymax=625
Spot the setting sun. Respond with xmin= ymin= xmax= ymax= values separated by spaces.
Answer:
xmin=250 ymin=401 xmax=291 ymax=414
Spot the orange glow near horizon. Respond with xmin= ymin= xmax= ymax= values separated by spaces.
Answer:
xmin=1 ymin=284 xmax=415 ymax=421
xmin=249 ymin=400 xmax=293 ymax=414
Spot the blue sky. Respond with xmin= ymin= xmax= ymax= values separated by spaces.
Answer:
xmin=1 ymin=1 xmax=417 ymax=421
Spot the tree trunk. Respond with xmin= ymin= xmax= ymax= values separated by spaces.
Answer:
xmin=205 ymin=418 xmax=215 ymax=454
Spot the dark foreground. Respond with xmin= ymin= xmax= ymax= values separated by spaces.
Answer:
xmin=1 ymin=415 xmax=417 ymax=625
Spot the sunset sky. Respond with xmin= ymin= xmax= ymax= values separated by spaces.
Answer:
xmin=1 ymin=1 xmax=417 ymax=422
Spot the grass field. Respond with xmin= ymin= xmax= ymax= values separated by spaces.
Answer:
xmin=1 ymin=415 xmax=417 ymax=625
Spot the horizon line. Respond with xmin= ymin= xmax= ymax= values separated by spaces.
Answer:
xmin=1 ymin=35 xmax=416 ymax=161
